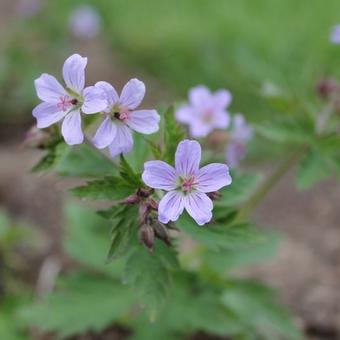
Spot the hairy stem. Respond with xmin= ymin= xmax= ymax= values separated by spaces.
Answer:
xmin=237 ymin=146 xmax=306 ymax=220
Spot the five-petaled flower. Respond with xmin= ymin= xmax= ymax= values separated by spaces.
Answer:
xmin=142 ymin=140 xmax=232 ymax=226
xmin=92 ymin=79 xmax=160 ymax=158
xmin=33 ymin=54 xmax=107 ymax=145
xmin=226 ymin=114 xmax=253 ymax=168
xmin=175 ymin=85 xmax=231 ymax=138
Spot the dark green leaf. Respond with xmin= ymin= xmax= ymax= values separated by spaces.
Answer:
xmin=177 ymin=213 xmax=265 ymax=251
xmin=124 ymin=242 xmax=179 ymax=320
xmin=70 ymin=176 xmax=135 ymax=200
xmin=217 ymin=172 xmax=261 ymax=207
xmin=20 ymin=272 xmax=134 ymax=338
xmin=119 ymin=155 xmax=143 ymax=188
xmin=163 ymin=106 xmax=186 ymax=164
xmin=297 ymin=150 xmax=332 ymax=189
xmin=255 ymin=117 xmax=313 ymax=144
xmin=56 ymin=143 xmax=115 ymax=177
xmin=221 ymin=280 xmax=302 ymax=339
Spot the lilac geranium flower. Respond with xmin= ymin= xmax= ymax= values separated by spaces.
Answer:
xmin=175 ymin=85 xmax=231 ymax=138
xmin=69 ymin=5 xmax=101 ymax=39
xmin=92 ymin=79 xmax=160 ymax=158
xmin=33 ymin=54 xmax=107 ymax=145
xmin=142 ymin=140 xmax=232 ymax=226
xmin=330 ymin=25 xmax=340 ymax=44
xmin=226 ymin=114 xmax=253 ymax=168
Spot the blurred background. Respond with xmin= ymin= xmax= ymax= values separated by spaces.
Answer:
xmin=1 ymin=0 xmax=340 ymax=339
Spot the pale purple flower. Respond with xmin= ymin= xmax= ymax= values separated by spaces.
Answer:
xmin=69 ymin=5 xmax=101 ymax=39
xmin=92 ymin=79 xmax=160 ymax=158
xmin=33 ymin=54 xmax=107 ymax=145
xmin=330 ymin=25 xmax=340 ymax=44
xmin=226 ymin=114 xmax=253 ymax=168
xmin=142 ymin=140 xmax=232 ymax=226
xmin=175 ymin=85 xmax=231 ymax=138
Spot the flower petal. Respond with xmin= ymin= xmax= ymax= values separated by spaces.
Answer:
xmin=108 ymin=123 xmax=133 ymax=158
xmin=92 ymin=117 xmax=116 ymax=149
xmin=197 ymin=163 xmax=232 ymax=192
xmin=188 ymin=120 xmax=212 ymax=138
xmin=142 ymin=161 xmax=177 ymax=190
xmin=32 ymin=102 xmax=66 ymax=128
xmin=211 ymin=110 xmax=230 ymax=129
xmin=184 ymin=192 xmax=213 ymax=226
xmin=61 ymin=110 xmax=84 ymax=145
xmin=62 ymin=54 xmax=87 ymax=93
xmin=34 ymin=74 xmax=67 ymax=103
xmin=125 ymin=109 xmax=160 ymax=134
xmin=175 ymin=139 xmax=201 ymax=176
xmin=189 ymin=85 xmax=211 ymax=109
xmin=175 ymin=105 xmax=193 ymax=123
xmin=158 ymin=191 xmax=185 ymax=224
xmin=82 ymin=86 xmax=107 ymax=114
xmin=226 ymin=142 xmax=246 ymax=169
xmin=212 ymin=89 xmax=232 ymax=109
xmin=119 ymin=78 xmax=145 ymax=109
xmin=95 ymin=81 xmax=119 ymax=109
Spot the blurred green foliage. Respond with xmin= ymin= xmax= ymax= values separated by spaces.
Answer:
xmin=2 ymin=0 xmax=340 ymax=122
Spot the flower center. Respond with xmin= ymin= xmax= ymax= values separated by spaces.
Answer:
xmin=112 ymin=105 xmax=130 ymax=121
xmin=181 ymin=176 xmax=197 ymax=193
xmin=57 ymin=95 xmax=78 ymax=112
xmin=203 ymin=110 xmax=214 ymax=123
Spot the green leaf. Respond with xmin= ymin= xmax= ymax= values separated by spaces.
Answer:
xmin=297 ymin=150 xmax=332 ymax=189
xmin=20 ymin=272 xmax=134 ymax=338
xmin=131 ymin=272 xmax=243 ymax=339
xmin=124 ymin=242 xmax=179 ymax=320
xmin=255 ymin=116 xmax=313 ymax=144
xmin=105 ymin=205 xmax=138 ymax=262
xmin=177 ymin=213 xmax=265 ymax=251
xmin=119 ymin=155 xmax=143 ymax=188
xmin=70 ymin=176 xmax=135 ymax=200
xmin=204 ymin=232 xmax=279 ymax=272
xmin=32 ymin=141 xmax=67 ymax=173
xmin=221 ymin=280 xmax=302 ymax=339
xmin=64 ymin=203 xmax=125 ymax=278
xmin=55 ymin=143 xmax=115 ymax=177
xmin=163 ymin=106 xmax=186 ymax=164
xmin=217 ymin=172 xmax=261 ymax=207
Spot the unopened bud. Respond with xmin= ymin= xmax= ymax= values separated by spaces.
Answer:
xmin=23 ymin=126 xmax=50 ymax=148
xmin=139 ymin=224 xmax=154 ymax=251
xmin=316 ymin=78 xmax=339 ymax=99
xmin=207 ymin=191 xmax=222 ymax=201
xmin=137 ymin=188 xmax=154 ymax=198
xmin=153 ymin=221 xmax=171 ymax=246
xmin=122 ymin=194 xmax=140 ymax=205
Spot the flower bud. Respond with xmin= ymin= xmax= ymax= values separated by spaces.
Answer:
xmin=139 ymin=224 xmax=155 ymax=251
xmin=153 ymin=221 xmax=172 ymax=246
xmin=23 ymin=126 xmax=50 ymax=149
xmin=316 ymin=78 xmax=339 ymax=99
xmin=206 ymin=191 xmax=222 ymax=201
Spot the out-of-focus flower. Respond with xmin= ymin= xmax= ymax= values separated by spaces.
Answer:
xmin=69 ymin=5 xmax=101 ymax=39
xmin=226 ymin=114 xmax=253 ymax=168
xmin=175 ymin=85 xmax=231 ymax=138
xmin=33 ymin=54 xmax=107 ymax=145
xmin=16 ymin=0 xmax=42 ymax=18
xmin=142 ymin=140 xmax=232 ymax=226
xmin=316 ymin=78 xmax=339 ymax=99
xmin=330 ymin=25 xmax=340 ymax=44
xmin=92 ymin=79 xmax=160 ymax=158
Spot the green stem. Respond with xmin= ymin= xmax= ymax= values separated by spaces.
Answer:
xmin=237 ymin=146 xmax=306 ymax=220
